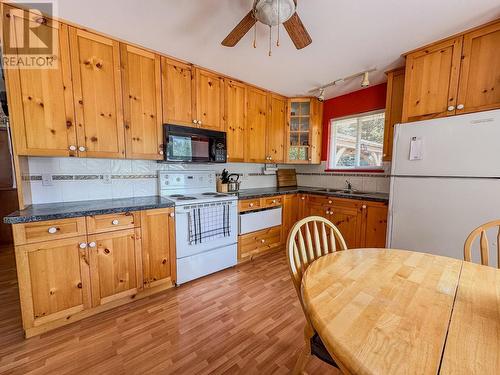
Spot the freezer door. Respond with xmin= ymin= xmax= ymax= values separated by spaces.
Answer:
xmin=388 ymin=177 xmax=500 ymax=265
xmin=392 ymin=109 xmax=500 ymax=177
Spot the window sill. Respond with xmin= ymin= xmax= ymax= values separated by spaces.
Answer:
xmin=325 ymin=169 xmax=385 ymax=174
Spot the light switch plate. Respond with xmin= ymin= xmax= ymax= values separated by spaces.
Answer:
xmin=41 ymin=174 xmax=53 ymax=186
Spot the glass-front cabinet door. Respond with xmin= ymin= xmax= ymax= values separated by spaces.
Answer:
xmin=288 ymin=98 xmax=311 ymax=163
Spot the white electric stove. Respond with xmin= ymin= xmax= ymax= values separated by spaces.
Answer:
xmin=159 ymin=171 xmax=238 ymax=284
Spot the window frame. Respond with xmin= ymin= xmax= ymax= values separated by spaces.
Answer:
xmin=326 ymin=109 xmax=385 ymax=172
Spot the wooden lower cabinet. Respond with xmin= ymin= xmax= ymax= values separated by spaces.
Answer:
xmin=12 ymin=208 xmax=176 ymax=337
xmin=302 ymin=195 xmax=388 ymax=249
xmin=88 ymin=228 xmax=143 ymax=307
xmin=141 ymin=208 xmax=176 ymax=287
xmin=15 ymin=236 xmax=92 ymax=335
xmin=238 ymin=226 xmax=282 ymax=262
xmin=282 ymin=194 xmax=299 ymax=241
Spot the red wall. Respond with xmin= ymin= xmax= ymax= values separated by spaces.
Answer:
xmin=321 ymin=83 xmax=387 ymax=161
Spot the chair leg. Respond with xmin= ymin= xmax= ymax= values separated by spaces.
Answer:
xmin=292 ymin=324 xmax=314 ymax=375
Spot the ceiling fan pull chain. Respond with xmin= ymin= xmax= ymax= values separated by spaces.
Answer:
xmin=277 ymin=0 xmax=280 ymax=47
xmin=253 ymin=23 xmax=257 ymax=48
xmin=269 ymin=25 xmax=272 ymax=56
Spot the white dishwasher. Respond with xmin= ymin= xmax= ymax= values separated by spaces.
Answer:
xmin=239 ymin=207 xmax=282 ymax=235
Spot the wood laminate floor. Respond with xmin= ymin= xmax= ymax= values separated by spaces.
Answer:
xmin=0 ymin=246 xmax=338 ymax=374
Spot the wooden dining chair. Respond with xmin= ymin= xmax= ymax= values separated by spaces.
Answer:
xmin=464 ymin=219 xmax=500 ymax=268
xmin=286 ymin=216 xmax=347 ymax=374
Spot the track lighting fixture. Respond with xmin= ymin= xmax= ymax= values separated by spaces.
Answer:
xmin=361 ymin=71 xmax=370 ymax=87
xmin=309 ymin=68 xmax=376 ymax=99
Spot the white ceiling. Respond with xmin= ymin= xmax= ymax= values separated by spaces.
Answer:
xmin=21 ymin=0 xmax=500 ymax=99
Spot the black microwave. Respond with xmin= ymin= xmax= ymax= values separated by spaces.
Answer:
xmin=163 ymin=124 xmax=227 ymax=163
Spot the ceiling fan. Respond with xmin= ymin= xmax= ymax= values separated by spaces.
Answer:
xmin=221 ymin=0 xmax=312 ymax=51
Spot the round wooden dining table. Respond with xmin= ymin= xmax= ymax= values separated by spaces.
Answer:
xmin=301 ymin=248 xmax=500 ymax=375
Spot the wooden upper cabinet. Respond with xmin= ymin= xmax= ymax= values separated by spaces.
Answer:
xmin=402 ymin=37 xmax=463 ymax=122
xmin=246 ymin=87 xmax=268 ymax=163
xmin=267 ymin=94 xmax=286 ymax=163
xmin=120 ymin=44 xmax=163 ymax=160
xmin=88 ymin=228 xmax=143 ymax=307
xmin=141 ymin=208 xmax=176 ymax=287
xmin=161 ymin=57 xmax=195 ymax=127
xmin=225 ymin=80 xmax=246 ymax=162
xmin=457 ymin=20 xmax=500 ymax=115
xmin=383 ymin=67 xmax=405 ymax=161
xmin=195 ymin=68 xmax=224 ymax=131
xmin=3 ymin=7 xmax=77 ymax=156
xmin=309 ymin=98 xmax=323 ymax=164
xmin=69 ymin=28 xmax=125 ymax=158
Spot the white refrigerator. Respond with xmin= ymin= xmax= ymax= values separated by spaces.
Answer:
xmin=388 ymin=109 xmax=500 ymax=265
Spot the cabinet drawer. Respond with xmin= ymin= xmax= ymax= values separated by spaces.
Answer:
xmin=307 ymin=195 xmax=336 ymax=206
xmin=262 ymin=196 xmax=283 ymax=208
xmin=86 ymin=212 xmax=140 ymax=234
xmin=238 ymin=226 xmax=282 ymax=261
xmin=238 ymin=198 xmax=261 ymax=212
xmin=13 ymin=217 xmax=87 ymax=245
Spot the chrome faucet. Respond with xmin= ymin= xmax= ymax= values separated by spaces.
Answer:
xmin=345 ymin=180 xmax=353 ymax=192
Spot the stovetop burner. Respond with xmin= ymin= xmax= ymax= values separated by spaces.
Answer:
xmin=176 ymin=196 xmax=197 ymax=201
xmin=169 ymin=194 xmax=185 ymax=198
xmin=201 ymin=192 xmax=218 ymax=196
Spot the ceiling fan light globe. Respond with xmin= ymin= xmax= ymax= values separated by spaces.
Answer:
xmin=254 ymin=0 xmax=296 ymax=26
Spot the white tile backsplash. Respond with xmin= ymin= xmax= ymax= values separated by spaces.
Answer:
xmin=24 ymin=157 xmax=391 ymax=204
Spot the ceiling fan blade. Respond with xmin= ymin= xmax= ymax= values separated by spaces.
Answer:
xmin=221 ymin=11 xmax=257 ymax=47
xmin=283 ymin=12 xmax=312 ymax=49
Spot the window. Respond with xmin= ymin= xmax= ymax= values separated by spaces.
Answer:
xmin=328 ymin=110 xmax=385 ymax=170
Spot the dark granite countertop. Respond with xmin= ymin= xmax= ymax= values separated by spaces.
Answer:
xmin=236 ymin=186 xmax=389 ymax=203
xmin=3 ymin=196 xmax=175 ymax=224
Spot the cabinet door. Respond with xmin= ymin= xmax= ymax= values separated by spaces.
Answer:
xmin=195 ymin=68 xmax=224 ymax=131
xmin=88 ymin=228 xmax=142 ymax=306
xmin=121 ymin=44 xmax=163 ymax=160
xmin=309 ymin=98 xmax=323 ymax=164
xmin=457 ymin=21 xmax=500 ymax=115
xmin=3 ymin=7 xmax=77 ymax=156
xmin=282 ymin=194 xmax=299 ymax=241
xmin=15 ymin=236 xmax=91 ymax=329
xmin=225 ymin=80 xmax=246 ymax=162
xmin=69 ymin=28 xmax=125 ymax=158
xmin=267 ymin=94 xmax=286 ymax=163
xmin=402 ymin=37 xmax=462 ymax=122
xmin=287 ymin=98 xmax=312 ymax=163
xmin=161 ymin=57 xmax=195 ymax=127
xmin=246 ymin=87 xmax=268 ymax=163
xmin=141 ymin=208 xmax=176 ymax=287
xmin=329 ymin=201 xmax=362 ymax=248
xmin=360 ymin=203 xmax=388 ymax=248
xmin=383 ymin=68 xmax=405 ymax=161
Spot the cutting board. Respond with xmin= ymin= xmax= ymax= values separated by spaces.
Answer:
xmin=276 ymin=169 xmax=297 ymax=188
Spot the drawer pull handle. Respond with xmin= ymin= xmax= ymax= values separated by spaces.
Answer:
xmin=79 ymin=242 xmax=87 ymax=249
xmin=88 ymin=242 xmax=96 ymax=248
xmin=112 ymin=219 xmax=119 ymax=225
xmin=48 ymin=227 xmax=58 ymax=234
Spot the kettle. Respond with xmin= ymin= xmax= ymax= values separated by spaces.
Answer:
xmin=227 ymin=174 xmax=240 ymax=192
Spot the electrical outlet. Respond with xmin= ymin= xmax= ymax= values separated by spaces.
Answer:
xmin=41 ymin=174 xmax=53 ymax=186
xmin=102 ymin=174 xmax=112 ymax=184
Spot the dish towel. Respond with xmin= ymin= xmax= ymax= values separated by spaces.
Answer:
xmin=188 ymin=203 xmax=231 ymax=245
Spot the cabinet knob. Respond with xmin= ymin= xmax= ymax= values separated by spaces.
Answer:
xmin=328 ymin=200 xmax=332 ymax=204
xmin=198 ymin=120 xmax=202 ymax=125
xmin=112 ymin=219 xmax=119 ymax=225
xmin=301 ymin=197 xmax=305 ymax=200
xmin=272 ymin=200 xmax=276 ymax=203
xmin=69 ymin=145 xmax=77 ymax=151
xmin=79 ymin=242 xmax=87 ymax=249
xmin=88 ymin=241 xmax=96 ymax=248
xmin=192 ymin=119 xmax=198 ymax=124
xmin=159 ymin=150 xmax=164 ymax=155
xmin=78 ymin=146 xmax=86 ymax=152
xmin=47 ymin=227 xmax=58 ymax=234
xmin=170 ymin=212 xmax=175 ymax=218
xmin=447 ymin=105 xmax=455 ymax=111
xmin=261 ymin=239 xmax=265 ymax=243
xmin=249 ymin=203 xmax=254 ymax=207
xmin=308 ymin=158 xmax=312 ymax=161
xmin=457 ymin=104 xmax=464 ymax=110
xmin=362 ymin=205 xmax=367 ymax=209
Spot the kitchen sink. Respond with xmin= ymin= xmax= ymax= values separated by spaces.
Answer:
xmin=312 ymin=188 xmax=343 ymax=193
xmin=338 ymin=190 xmax=370 ymax=195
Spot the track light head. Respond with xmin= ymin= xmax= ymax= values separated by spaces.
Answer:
xmin=361 ymin=71 xmax=370 ymax=87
